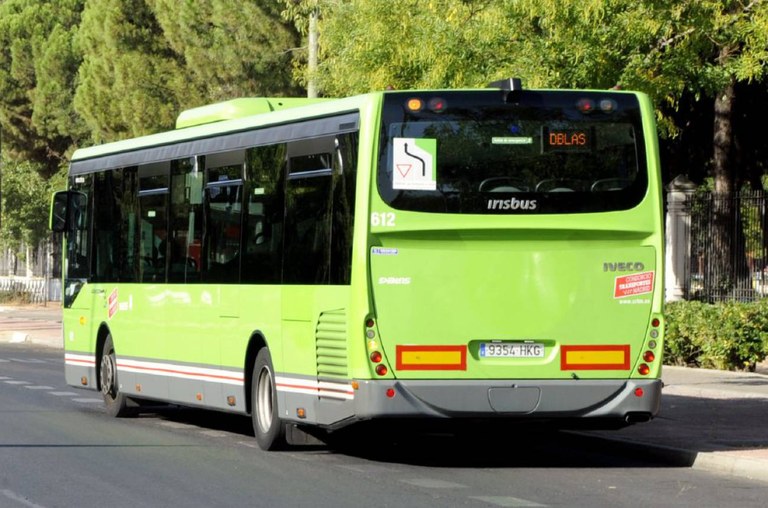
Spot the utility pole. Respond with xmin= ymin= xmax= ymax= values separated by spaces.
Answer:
xmin=307 ymin=8 xmax=319 ymax=98
xmin=0 ymin=127 xmax=3 ymax=231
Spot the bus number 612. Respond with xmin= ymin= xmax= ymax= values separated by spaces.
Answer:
xmin=371 ymin=212 xmax=396 ymax=227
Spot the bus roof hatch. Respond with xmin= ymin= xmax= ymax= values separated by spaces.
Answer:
xmin=175 ymin=97 xmax=329 ymax=129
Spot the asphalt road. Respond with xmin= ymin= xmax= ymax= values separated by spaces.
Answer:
xmin=2 ymin=343 xmax=767 ymax=508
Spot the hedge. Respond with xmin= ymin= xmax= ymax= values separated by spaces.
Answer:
xmin=664 ymin=300 xmax=768 ymax=371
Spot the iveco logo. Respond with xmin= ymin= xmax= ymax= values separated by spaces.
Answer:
xmin=604 ymin=262 xmax=645 ymax=272
xmin=487 ymin=198 xmax=538 ymax=211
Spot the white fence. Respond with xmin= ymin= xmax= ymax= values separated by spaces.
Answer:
xmin=0 ymin=276 xmax=61 ymax=303
xmin=0 ymin=241 xmax=61 ymax=302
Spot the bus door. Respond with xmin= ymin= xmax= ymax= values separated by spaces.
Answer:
xmin=60 ymin=173 xmax=99 ymax=387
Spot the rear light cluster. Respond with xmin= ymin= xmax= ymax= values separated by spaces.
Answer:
xmin=366 ymin=317 xmax=389 ymax=376
xmin=638 ymin=316 xmax=662 ymax=376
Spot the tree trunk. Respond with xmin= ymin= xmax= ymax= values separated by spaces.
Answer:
xmin=709 ymin=76 xmax=749 ymax=299
xmin=713 ymin=78 xmax=735 ymax=196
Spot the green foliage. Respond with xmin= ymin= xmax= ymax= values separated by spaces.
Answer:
xmin=0 ymin=0 xmax=87 ymax=176
xmin=0 ymin=289 xmax=34 ymax=305
xmin=665 ymin=300 xmax=768 ymax=371
xmin=75 ymin=0 xmax=300 ymax=142
xmin=150 ymin=0 xmax=299 ymax=103
xmin=0 ymin=156 xmax=64 ymax=256
xmin=310 ymin=0 xmax=768 ymax=139
xmin=313 ymin=0 xmax=516 ymax=96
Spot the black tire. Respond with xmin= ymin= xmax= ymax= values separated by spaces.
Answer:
xmin=251 ymin=348 xmax=287 ymax=450
xmin=100 ymin=334 xmax=132 ymax=417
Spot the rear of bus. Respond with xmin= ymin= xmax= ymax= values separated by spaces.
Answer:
xmin=359 ymin=83 xmax=663 ymax=426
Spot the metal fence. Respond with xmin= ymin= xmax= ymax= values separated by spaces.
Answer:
xmin=686 ymin=189 xmax=768 ymax=302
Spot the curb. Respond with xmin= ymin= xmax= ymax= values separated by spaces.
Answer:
xmin=693 ymin=452 xmax=768 ymax=483
xmin=571 ymin=432 xmax=768 ymax=484
xmin=0 ymin=330 xmax=62 ymax=349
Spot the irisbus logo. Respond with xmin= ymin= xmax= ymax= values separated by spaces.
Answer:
xmin=487 ymin=198 xmax=538 ymax=211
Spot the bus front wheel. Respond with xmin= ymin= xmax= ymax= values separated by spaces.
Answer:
xmin=100 ymin=334 xmax=132 ymax=417
xmin=251 ymin=348 xmax=287 ymax=450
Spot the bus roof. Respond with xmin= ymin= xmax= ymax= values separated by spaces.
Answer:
xmin=70 ymin=85 xmax=645 ymax=167
xmin=70 ymin=93 xmax=379 ymax=164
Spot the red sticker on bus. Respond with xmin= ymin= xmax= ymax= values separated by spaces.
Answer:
xmin=108 ymin=288 xmax=119 ymax=319
xmin=614 ymin=271 xmax=654 ymax=298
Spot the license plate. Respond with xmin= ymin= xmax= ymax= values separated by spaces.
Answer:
xmin=479 ymin=342 xmax=544 ymax=358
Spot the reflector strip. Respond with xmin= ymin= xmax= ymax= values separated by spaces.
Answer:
xmin=275 ymin=376 xmax=355 ymax=400
xmin=116 ymin=358 xmax=245 ymax=386
xmin=64 ymin=353 xmax=96 ymax=366
xmin=396 ymin=345 xmax=467 ymax=371
xmin=560 ymin=345 xmax=630 ymax=370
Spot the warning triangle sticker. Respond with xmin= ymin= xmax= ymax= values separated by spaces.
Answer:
xmin=396 ymin=164 xmax=412 ymax=178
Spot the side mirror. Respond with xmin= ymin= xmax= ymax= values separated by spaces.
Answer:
xmin=50 ymin=191 xmax=88 ymax=232
xmin=50 ymin=191 xmax=69 ymax=232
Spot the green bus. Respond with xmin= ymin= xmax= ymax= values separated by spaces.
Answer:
xmin=51 ymin=79 xmax=664 ymax=450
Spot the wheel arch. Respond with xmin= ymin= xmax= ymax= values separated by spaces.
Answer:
xmin=244 ymin=331 xmax=269 ymax=415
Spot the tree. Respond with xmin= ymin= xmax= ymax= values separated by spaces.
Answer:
xmin=0 ymin=0 xmax=86 ymax=177
xmin=149 ymin=0 xmax=301 ymax=101
xmin=0 ymin=155 xmax=64 ymax=259
xmin=75 ymin=0 xmax=301 ymax=142
xmin=312 ymin=0 xmax=514 ymax=96
xmin=312 ymin=0 xmax=768 ymax=296
xmin=74 ymin=0 xmax=200 ymax=142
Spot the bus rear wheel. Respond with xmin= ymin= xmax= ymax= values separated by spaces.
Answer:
xmin=100 ymin=334 xmax=132 ymax=417
xmin=251 ymin=348 xmax=287 ymax=450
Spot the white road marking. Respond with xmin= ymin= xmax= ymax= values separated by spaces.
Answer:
xmin=1 ymin=489 xmax=48 ymax=508
xmin=400 ymin=478 xmax=467 ymax=489
xmin=470 ymin=496 xmax=548 ymax=507
xmin=23 ymin=385 xmax=54 ymax=390
xmin=49 ymin=392 xmax=78 ymax=396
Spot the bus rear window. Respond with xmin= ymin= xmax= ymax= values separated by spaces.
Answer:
xmin=377 ymin=90 xmax=648 ymax=214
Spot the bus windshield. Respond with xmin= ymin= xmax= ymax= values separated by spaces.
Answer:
xmin=377 ymin=90 xmax=647 ymax=214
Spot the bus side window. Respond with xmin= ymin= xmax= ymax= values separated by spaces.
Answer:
xmin=204 ymin=152 xmax=244 ymax=283
xmin=283 ymin=138 xmax=334 ymax=284
xmin=138 ymin=163 xmax=170 ymax=283
xmin=243 ymin=144 xmax=286 ymax=284
xmin=330 ymin=132 xmax=358 ymax=285
xmin=169 ymin=157 xmax=203 ymax=283
xmin=93 ymin=168 xmax=139 ymax=283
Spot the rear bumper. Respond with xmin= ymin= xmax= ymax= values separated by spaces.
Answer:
xmin=349 ymin=378 xmax=661 ymax=423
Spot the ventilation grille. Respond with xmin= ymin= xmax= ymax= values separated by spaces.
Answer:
xmin=316 ymin=309 xmax=348 ymax=378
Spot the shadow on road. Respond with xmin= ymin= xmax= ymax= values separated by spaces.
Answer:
xmin=135 ymin=406 xmax=695 ymax=469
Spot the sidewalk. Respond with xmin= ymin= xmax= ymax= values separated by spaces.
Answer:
xmin=2 ymin=304 xmax=768 ymax=482
xmin=0 ymin=303 xmax=63 ymax=348
xmin=580 ymin=365 xmax=768 ymax=483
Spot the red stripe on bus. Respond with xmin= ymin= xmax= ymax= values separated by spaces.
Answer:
xmin=117 ymin=363 xmax=243 ymax=382
xmin=65 ymin=359 xmax=95 ymax=365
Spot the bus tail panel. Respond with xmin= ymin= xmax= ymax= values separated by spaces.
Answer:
xmin=369 ymin=238 xmax=660 ymax=381
xmin=351 ymin=378 xmax=662 ymax=422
